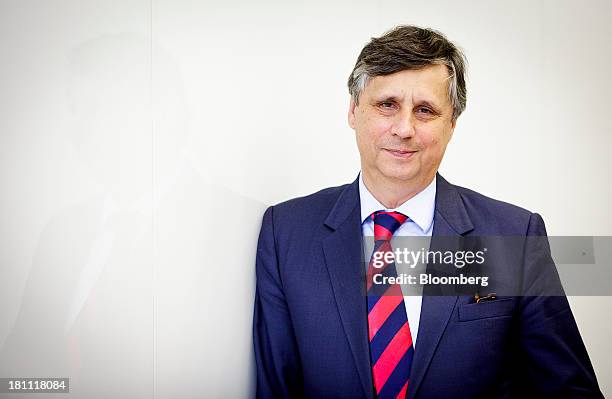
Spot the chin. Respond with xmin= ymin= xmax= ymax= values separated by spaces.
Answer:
xmin=380 ymin=167 xmax=419 ymax=182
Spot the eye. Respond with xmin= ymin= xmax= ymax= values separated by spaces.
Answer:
xmin=415 ymin=106 xmax=438 ymax=119
xmin=378 ymin=101 xmax=396 ymax=109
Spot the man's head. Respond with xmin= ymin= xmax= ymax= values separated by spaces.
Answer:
xmin=348 ymin=26 xmax=467 ymax=194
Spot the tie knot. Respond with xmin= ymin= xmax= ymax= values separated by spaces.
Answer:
xmin=371 ymin=211 xmax=408 ymax=241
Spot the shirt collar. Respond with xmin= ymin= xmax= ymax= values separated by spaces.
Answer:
xmin=358 ymin=172 xmax=436 ymax=233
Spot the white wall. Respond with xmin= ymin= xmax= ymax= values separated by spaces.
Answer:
xmin=0 ymin=0 xmax=609 ymax=397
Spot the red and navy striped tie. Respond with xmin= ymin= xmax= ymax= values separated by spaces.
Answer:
xmin=367 ymin=211 xmax=414 ymax=399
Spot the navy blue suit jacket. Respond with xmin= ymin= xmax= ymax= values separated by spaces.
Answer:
xmin=253 ymin=174 xmax=603 ymax=398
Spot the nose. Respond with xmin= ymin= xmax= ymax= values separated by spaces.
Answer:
xmin=391 ymin=110 xmax=415 ymax=138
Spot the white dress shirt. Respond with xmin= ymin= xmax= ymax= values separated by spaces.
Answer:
xmin=359 ymin=173 xmax=437 ymax=347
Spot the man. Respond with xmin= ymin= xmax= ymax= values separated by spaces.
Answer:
xmin=253 ymin=26 xmax=603 ymax=398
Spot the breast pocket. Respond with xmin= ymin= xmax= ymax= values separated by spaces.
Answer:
xmin=458 ymin=298 xmax=515 ymax=322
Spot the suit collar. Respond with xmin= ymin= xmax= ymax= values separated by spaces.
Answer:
xmin=324 ymin=173 xmax=473 ymax=235
xmin=433 ymin=173 xmax=474 ymax=235
xmin=323 ymin=174 xmax=361 ymax=231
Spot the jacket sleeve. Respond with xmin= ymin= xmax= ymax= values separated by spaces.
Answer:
xmin=253 ymin=206 xmax=304 ymax=398
xmin=515 ymin=213 xmax=604 ymax=398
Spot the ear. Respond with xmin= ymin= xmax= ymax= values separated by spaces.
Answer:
xmin=448 ymin=118 xmax=456 ymax=140
xmin=348 ymin=97 xmax=357 ymax=129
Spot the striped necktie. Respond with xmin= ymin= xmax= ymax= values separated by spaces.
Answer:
xmin=366 ymin=211 xmax=414 ymax=399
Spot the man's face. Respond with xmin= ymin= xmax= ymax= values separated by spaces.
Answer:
xmin=348 ymin=64 xmax=456 ymax=188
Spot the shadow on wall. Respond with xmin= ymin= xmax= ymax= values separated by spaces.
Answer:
xmin=0 ymin=32 xmax=264 ymax=398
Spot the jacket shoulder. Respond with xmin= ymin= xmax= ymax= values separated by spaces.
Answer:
xmin=452 ymin=183 xmax=537 ymax=234
xmin=265 ymin=183 xmax=351 ymax=229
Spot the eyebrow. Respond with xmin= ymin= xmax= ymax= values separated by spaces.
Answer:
xmin=371 ymin=95 xmax=442 ymax=111
xmin=371 ymin=94 xmax=402 ymax=103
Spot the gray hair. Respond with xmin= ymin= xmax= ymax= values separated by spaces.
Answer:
xmin=348 ymin=25 xmax=468 ymax=121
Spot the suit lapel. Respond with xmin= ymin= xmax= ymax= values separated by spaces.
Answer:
xmin=404 ymin=215 xmax=460 ymax=399
xmin=406 ymin=174 xmax=474 ymax=399
xmin=322 ymin=177 xmax=374 ymax=399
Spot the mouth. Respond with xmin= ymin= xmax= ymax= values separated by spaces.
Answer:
xmin=383 ymin=148 xmax=417 ymax=159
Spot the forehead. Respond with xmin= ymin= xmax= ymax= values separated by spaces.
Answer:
xmin=363 ymin=64 xmax=451 ymax=105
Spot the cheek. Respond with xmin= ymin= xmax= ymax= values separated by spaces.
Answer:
xmin=357 ymin=117 xmax=391 ymax=146
xmin=415 ymin=128 xmax=437 ymax=148
xmin=417 ymin=125 xmax=450 ymax=149
xmin=364 ymin=119 xmax=393 ymax=144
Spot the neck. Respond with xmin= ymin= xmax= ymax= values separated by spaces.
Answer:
xmin=362 ymin=170 xmax=434 ymax=209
